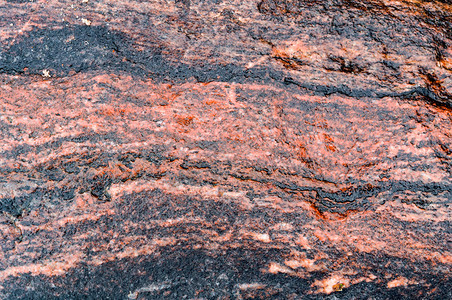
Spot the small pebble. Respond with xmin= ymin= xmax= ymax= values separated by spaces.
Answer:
xmin=81 ymin=18 xmax=91 ymax=26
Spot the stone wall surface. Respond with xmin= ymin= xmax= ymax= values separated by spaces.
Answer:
xmin=0 ymin=0 xmax=451 ymax=299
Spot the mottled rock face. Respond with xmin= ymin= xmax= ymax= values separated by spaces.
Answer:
xmin=0 ymin=0 xmax=451 ymax=299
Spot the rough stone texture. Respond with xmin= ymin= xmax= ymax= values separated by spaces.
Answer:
xmin=0 ymin=0 xmax=451 ymax=299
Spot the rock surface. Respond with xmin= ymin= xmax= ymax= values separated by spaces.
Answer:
xmin=0 ymin=0 xmax=451 ymax=299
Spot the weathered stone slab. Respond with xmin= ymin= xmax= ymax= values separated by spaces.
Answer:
xmin=0 ymin=0 xmax=450 ymax=299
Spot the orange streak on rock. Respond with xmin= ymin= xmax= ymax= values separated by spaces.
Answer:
xmin=311 ymin=274 xmax=351 ymax=295
xmin=0 ymin=252 xmax=83 ymax=281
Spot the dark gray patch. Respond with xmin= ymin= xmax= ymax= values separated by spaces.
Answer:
xmin=0 ymin=25 xmax=136 ymax=76
xmin=180 ymin=160 xmax=211 ymax=170
xmin=0 ymin=25 xmax=258 ymax=84
xmin=3 ymin=248 xmax=450 ymax=299
xmin=0 ymin=188 xmax=46 ymax=217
